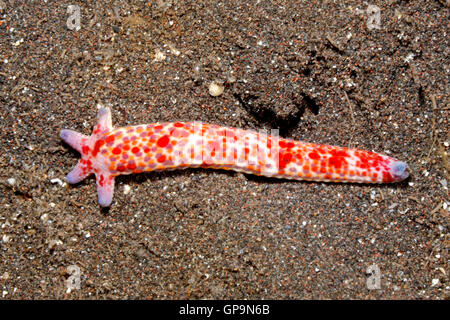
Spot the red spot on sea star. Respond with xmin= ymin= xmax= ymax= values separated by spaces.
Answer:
xmin=327 ymin=149 xmax=349 ymax=169
xmin=286 ymin=141 xmax=295 ymax=149
xmin=282 ymin=152 xmax=293 ymax=163
xmin=112 ymin=147 xmax=121 ymax=155
xmin=278 ymin=151 xmax=293 ymax=169
xmin=316 ymin=147 xmax=326 ymax=154
xmin=382 ymin=171 xmax=393 ymax=182
xmin=131 ymin=146 xmax=140 ymax=154
xmin=330 ymin=149 xmax=349 ymax=158
xmin=308 ymin=151 xmax=320 ymax=160
xmin=93 ymin=139 xmax=105 ymax=156
xmin=329 ymin=157 xmax=344 ymax=169
xmin=127 ymin=162 xmax=137 ymax=170
xmin=98 ymin=174 xmax=104 ymax=187
xmin=157 ymin=135 xmax=170 ymax=148
xmin=105 ymin=135 xmax=115 ymax=143
xmin=157 ymin=154 xmax=166 ymax=163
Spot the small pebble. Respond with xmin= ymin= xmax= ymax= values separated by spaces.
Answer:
xmin=168 ymin=44 xmax=180 ymax=56
xmin=48 ymin=239 xmax=63 ymax=249
xmin=431 ymin=279 xmax=440 ymax=287
xmin=13 ymin=38 xmax=24 ymax=46
xmin=209 ymin=82 xmax=224 ymax=96
xmin=50 ymin=178 xmax=66 ymax=187
xmin=153 ymin=49 xmax=166 ymax=62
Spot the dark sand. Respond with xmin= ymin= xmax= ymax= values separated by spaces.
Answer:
xmin=0 ymin=0 xmax=448 ymax=299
